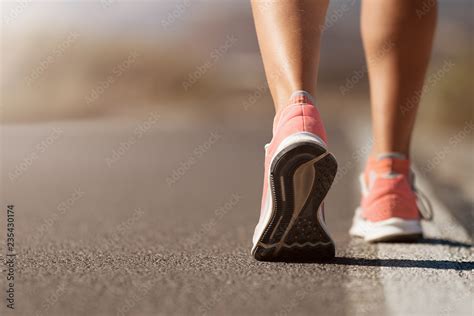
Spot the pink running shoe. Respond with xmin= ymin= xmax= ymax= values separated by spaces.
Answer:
xmin=349 ymin=153 xmax=432 ymax=242
xmin=251 ymin=91 xmax=337 ymax=261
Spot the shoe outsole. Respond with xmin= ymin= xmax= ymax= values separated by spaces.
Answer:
xmin=364 ymin=233 xmax=423 ymax=243
xmin=349 ymin=210 xmax=424 ymax=243
xmin=253 ymin=142 xmax=337 ymax=262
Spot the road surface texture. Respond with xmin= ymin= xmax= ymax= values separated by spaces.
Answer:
xmin=0 ymin=111 xmax=472 ymax=316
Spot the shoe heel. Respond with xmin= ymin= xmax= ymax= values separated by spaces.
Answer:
xmin=254 ymin=141 xmax=337 ymax=262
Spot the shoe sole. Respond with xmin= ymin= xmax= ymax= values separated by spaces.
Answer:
xmin=253 ymin=141 xmax=337 ymax=262
xmin=367 ymin=233 xmax=423 ymax=243
xmin=349 ymin=211 xmax=423 ymax=243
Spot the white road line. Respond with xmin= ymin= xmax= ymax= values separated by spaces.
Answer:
xmin=377 ymin=171 xmax=473 ymax=315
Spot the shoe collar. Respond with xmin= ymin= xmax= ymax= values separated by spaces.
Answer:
xmin=272 ymin=90 xmax=316 ymax=136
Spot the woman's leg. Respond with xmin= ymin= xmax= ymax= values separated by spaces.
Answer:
xmin=361 ymin=0 xmax=437 ymax=156
xmin=349 ymin=1 xmax=437 ymax=243
xmin=251 ymin=0 xmax=329 ymax=112
xmin=250 ymin=1 xmax=337 ymax=261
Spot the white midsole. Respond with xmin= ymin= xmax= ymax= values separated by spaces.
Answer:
xmin=349 ymin=207 xmax=422 ymax=242
xmin=251 ymin=132 xmax=330 ymax=254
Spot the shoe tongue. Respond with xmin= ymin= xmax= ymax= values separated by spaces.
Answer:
xmin=289 ymin=90 xmax=315 ymax=105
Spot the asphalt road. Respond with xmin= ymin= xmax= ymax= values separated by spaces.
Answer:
xmin=0 ymin=114 xmax=472 ymax=316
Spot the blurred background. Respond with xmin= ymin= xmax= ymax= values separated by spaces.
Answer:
xmin=1 ymin=0 xmax=472 ymax=125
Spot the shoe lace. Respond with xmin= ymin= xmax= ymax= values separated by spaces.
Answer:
xmin=410 ymin=172 xmax=433 ymax=221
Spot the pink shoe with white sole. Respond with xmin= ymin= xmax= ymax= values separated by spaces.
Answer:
xmin=349 ymin=153 xmax=432 ymax=242
xmin=251 ymin=91 xmax=337 ymax=261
